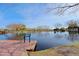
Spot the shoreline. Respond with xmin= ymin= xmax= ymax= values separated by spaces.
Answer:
xmin=28 ymin=44 xmax=79 ymax=56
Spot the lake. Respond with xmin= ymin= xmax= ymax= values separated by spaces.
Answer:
xmin=0 ymin=31 xmax=79 ymax=51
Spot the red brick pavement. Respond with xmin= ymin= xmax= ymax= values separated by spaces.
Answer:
xmin=0 ymin=40 xmax=37 ymax=56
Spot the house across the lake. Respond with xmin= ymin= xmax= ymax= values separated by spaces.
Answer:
xmin=68 ymin=26 xmax=79 ymax=32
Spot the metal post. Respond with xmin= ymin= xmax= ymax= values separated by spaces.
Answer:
xmin=29 ymin=35 xmax=31 ymax=43
xmin=24 ymin=34 xmax=26 ymax=43
xmin=24 ymin=33 xmax=31 ymax=43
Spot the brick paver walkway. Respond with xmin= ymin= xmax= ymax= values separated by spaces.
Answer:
xmin=0 ymin=40 xmax=37 ymax=56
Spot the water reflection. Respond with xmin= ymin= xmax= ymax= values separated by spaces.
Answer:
xmin=31 ymin=31 xmax=79 ymax=50
xmin=31 ymin=32 xmax=71 ymax=50
xmin=0 ymin=31 xmax=79 ymax=50
xmin=54 ymin=32 xmax=66 ymax=39
xmin=68 ymin=32 xmax=79 ymax=41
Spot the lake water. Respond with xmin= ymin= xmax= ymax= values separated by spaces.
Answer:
xmin=0 ymin=32 xmax=79 ymax=51
xmin=30 ymin=32 xmax=79 ymax=50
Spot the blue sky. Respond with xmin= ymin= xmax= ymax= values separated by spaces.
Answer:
xmin=0 ymin=3 xmax=79 ymax=28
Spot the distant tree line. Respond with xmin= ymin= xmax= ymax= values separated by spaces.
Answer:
xmin=0 ymin=19 xmax=79 ymax=34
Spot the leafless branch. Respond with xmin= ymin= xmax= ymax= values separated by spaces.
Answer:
xmin=47 ymin=3 xmax=79 ymax=15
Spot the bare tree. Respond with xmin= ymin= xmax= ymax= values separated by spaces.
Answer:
xmin=54 ymin=23 xmax=62 ymax=29
xmin=7 ymin=24 xmax=26 ymax=33
xmin=36 ymin=26 xmax=50 ymax=29
xmin=47 ymin=3 xmax=79 ymax=15
xmin=67 ymin=20 xmax=79 ymax=27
